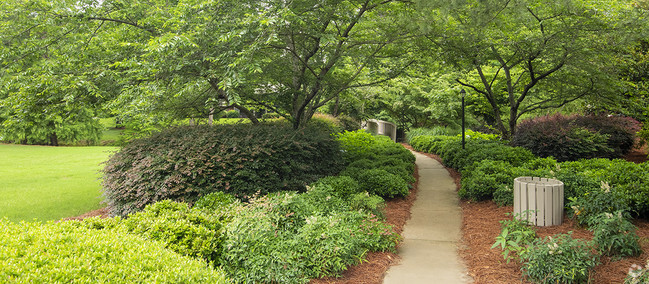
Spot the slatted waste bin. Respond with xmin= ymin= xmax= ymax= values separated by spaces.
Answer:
xmin=513 ymin=177 xmax=564 ymax=227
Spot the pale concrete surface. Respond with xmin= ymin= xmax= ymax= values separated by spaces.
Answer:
xmin=383 ymin=151 xmax=473 ymax=284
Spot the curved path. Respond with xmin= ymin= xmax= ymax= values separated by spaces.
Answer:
xmin=383 ymin=151 xmax=473 ymax=283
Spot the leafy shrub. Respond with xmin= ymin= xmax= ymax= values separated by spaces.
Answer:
xmin=559 ymin=159 xmax=649 ymax=217
xmin=193 ymin=191 xmax=239 ymax=212
xmin=626 ymin=260 xmax=649 ymax=284
xmin=335 ymin=130 xmax=378 ymax=162
xmin=406 ymin=126 xmax=461 ymax=143
xmin=0 ymin=219 xmax=228 ymax=283
xmin=493 ymin=186 xmax=514 ymax=206
xmin=222 ymin=109 xmax=240 ymax=118
xmin=491 ymin=214 xmax=537 ymax=263
xmin=591 ymin=211 xmax=642 ymax=258
xmin=381 ymin=164 xmax=416 ymax=184
xmin=335 ymin=114 xmax=361 ymax=132
xmin=410 ymin=135 xmax=460 ymax=155
xmin=313 ymin=176 xmax=362 ymax=197
xmin=568 ymin=182 xmax=630 ymax=227
xmin=348 ymin=192 xmax=386 ymax=218
xmin=520 ymin=233 xmax=599 ymax=284
xmin=355 ymin=168 xmax=409 ymax=198
xmin=459 ymin=160 xmax=549 ymax=202
xmin=102 ymin=123 xmax=343 ymax=216
xmin=120 ymin=200 xmax=224 ymax=264
xmin=573 ymin=115 xmax=640 ymax=158
xmin=438 ymin=139 xmax=535 ymax=172
xmin=220 ymin=190 xmax=399 ymax=283
xmin=513 ymin=114 xmax=638 ymax=161
xmin=347 ymin=158 xmax=378 ymax=170
xmin=554 ymin=169 xmax=602 ymax=201
xmin=460 ymin=129 xmax=500 ymax=141
xmin=77 ymin=200 xmax=224 ymax=265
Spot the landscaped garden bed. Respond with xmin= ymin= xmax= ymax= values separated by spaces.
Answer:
xmin=408 ymin=117 xmax=649 ymax=283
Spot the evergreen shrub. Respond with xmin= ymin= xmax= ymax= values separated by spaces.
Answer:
xmin=220 ymin=188 xmax=398 ymax=283
xmin=313 ymin=176 xmax=361 ymax=197
xmin=77 ymin=200 xmax=224 ymax=264
xmin=355 ymin=169 xmax=409 ymax=198
xmin=102 ymin=123 xmax=343 ymax=216
xmin=0 ymin=219 xmax=227 ymax=283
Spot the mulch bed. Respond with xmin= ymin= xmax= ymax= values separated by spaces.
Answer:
xmin=67 ymin=145 xmax=649 ymax=283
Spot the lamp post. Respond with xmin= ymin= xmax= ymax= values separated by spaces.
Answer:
xmin=460 ymin=89 xmax=466 ymax=149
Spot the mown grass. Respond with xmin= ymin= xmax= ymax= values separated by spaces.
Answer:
xmin=0 ymin=144 xmax=117 ymax=222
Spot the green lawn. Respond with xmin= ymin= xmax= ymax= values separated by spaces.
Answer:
xmin=0 ymin=144 xmax=117 ymax=222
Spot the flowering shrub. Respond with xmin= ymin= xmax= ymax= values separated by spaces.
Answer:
xmin=520 ymin=233 xmax=599 ymax=284
xmin=591 ymin=211 xmax=642 ymax=258
xmin=626 ymin=261 xmax=649 ymax=284
xmin=567 ymin=182 xmax=630 ymax=227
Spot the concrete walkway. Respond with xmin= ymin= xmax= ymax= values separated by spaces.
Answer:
xmin=383 ymin=151 xmax=473 ymax=283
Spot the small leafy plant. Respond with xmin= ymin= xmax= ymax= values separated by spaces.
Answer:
xmin=626 ymin=261 xmax=649 ymax=284
xmin=568 ymin=181 xmax=630 ymax=227
xmin=520 ymin=233 xmax=599 ymax=284
xmin=492 ymin=213 xmax=537 ymax=263
xmin=590 ymin=211 xmax=642 ymax=258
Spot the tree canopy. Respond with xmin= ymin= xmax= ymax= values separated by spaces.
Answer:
xmin=416 ymin=0 xmax=646 ymax=137
xmin=1 ymin=0 xmax=648 ymax=144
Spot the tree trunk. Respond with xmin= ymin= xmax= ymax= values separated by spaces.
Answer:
xmin=232 ymin=103 xmax=259 ymax=124
xmin=49 ymin=132 xmax=59 ymax=146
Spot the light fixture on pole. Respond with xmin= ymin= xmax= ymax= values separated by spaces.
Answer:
xmin=460 ymin=89 xmax=466 ymax=150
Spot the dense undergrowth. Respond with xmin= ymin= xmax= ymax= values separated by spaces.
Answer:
xmin=0 ymin=121 xmax=416 ymax=283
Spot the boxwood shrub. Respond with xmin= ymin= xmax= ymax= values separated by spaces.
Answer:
xmin=77 ymin=200 xmax=224 ymax=265
xmin=354 ymin=168 xmax=409 ymax=198
xmin=0 ymin=219 xmax=228 ymax=283
xmin=336 ymin=130 xmax=415 ymax=198
xmin=102 ymin=122 xmax=343 ymax=216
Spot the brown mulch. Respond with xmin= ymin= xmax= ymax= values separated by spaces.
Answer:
xmin=62 ymin=207 xmax=109 ymax=221
xmin=67 ymin=144 xmax=649 ymax=283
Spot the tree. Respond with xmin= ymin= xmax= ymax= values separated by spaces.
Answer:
xmin=0 ymin=0 xmax=115 ymax=145
xmin=239 ymin=0 xmax=417 ymax=129
xmin=417 ymin=0 xmax=645 ymax=138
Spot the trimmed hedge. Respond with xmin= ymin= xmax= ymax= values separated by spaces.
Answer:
xmin=77 ymin=200 xmax=224 ymax=265
xmin=411 ymin=131 xmax=649 ymax=218
xmin=102 ymin=122 xmax=343 ymax=216
xmin=411 ymin=134 xmax=534 ymax=172
xmin=335 ymin=130 xmax=415 ymax=199
xmin=0 ymin=219 xmax=228 ymax=283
